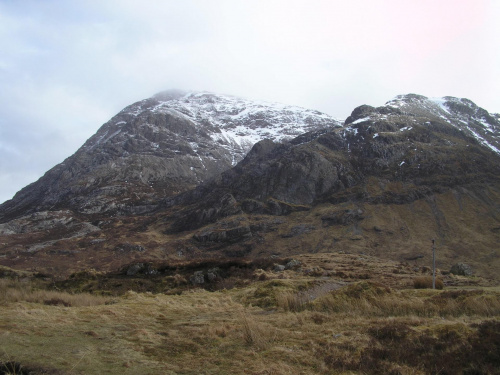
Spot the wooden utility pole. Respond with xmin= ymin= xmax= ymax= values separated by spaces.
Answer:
xmin=432 ymin=239 xmax=436 ymax=289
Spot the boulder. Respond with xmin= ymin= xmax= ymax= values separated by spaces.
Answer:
xmin=190 ymin=271 xmax=205 ymax=284
xmin=450 ymin=263 xmax=473 ymax=276
xmin=126 ymin=263 xmax=144 ymax=276
xmin=274 ymin=264 xmax=286 ymax=272
xmin=285 ymin=259 xmax=302 ymax=269
xmin=207 ymin=267 xmax=220 ymax=281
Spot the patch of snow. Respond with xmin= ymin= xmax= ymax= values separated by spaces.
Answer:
xmin=189 ymin=142 xmax=199 ymax=152
xmin=429 ymin=97 xmax=451 ymax=114
xmin=373 ymin=133 xmax=379 ymax=138
xmin=351 ymin=117 xmax=370 ymax=125
xmin=468 ymin=128 xmax=500 ymax=154
xmin=400 ymin=126 xmax=413 ymax=132
xmin=112 ymin=90 xmax=344 ymax=166
xmin=147 ymin=124 xmax=162 ymax=133
xmin=102 ymin=130 xmax=122 ymax=144
xmin=144 ymin=92 xmax=342 ymax=170
xmin=231 ymin=107 xmax=252 ymax=119
xmin=344 ymin=126 xmax=359 ymax=136
xmin=88 ymin=128 xmax=122 ymax=150
xmin=479 ymin=120 xmax=494 ymax=133
xmin=127 ymin=105 xmax=146 ymax=116
xmin=386 ymin=100 xmax=404 ymax=108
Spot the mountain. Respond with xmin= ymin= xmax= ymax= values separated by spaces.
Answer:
xmin=169 ymin=94 xmax=500 ymax=226
xmin=0 ymin=92 xmax=499 ymax=281
xmin=162 ymin=94 xmax=500 ymax=279
xmin=0 ymin=90 xmax=341 ymax=221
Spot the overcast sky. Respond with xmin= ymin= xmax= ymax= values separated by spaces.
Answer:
xmin=1 ymin=0 xmax=499 ymax=204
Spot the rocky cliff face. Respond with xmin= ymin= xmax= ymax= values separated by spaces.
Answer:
xmin=0 ymin=90 xmax=341 ymax=221
xmin=168 ymin=94 xmax=500 ymax=231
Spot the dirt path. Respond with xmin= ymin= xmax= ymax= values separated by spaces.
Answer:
xmin=298 ymin=279 xmax=349 ymax=302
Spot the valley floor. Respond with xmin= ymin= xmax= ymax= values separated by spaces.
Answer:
xmin=1 ymin=254 xmax=499 ymax=375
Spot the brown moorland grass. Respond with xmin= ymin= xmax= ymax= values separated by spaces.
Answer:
xmin=0 ymin=267 xmax=499 ymax=374
xmin=0 ymin=279 xmax=110 ymax=307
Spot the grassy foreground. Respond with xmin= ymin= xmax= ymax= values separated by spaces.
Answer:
xmin=1 ymin=258 xmax=499 ymax=375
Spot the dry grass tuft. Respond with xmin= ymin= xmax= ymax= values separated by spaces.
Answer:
xmin=240 ymin=311 xmax=277 ymax=350
xmin=275 ymin=291 xmax=310 ymax=312
xmin=241 ymin=279 xmax=312 ymax=309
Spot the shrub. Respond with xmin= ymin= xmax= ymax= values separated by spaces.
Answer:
xmin=368 ymin=322 xmax=412 ymax=341
xmin=413 ymin=276 xmax=443 ymax=289
xmin=342 ymin=281 xmax=392 ymax=299
xmin=258 ymin=273 xmax=268 ymax=281
xmin=173 ymin=274 xmax=188 ymax=286
xmin=44 ymin=298 xmax=72 ymax=307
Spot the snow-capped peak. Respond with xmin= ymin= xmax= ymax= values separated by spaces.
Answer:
xmin=344 ymin=94 xmax=500 ymax=155
xmin=385 ymin=94 xmax=500 ymax=154
xmin=135 ymin=90 xmax=339 ymax=137
xmin=115 ymin=90 xmax=342 ymax=165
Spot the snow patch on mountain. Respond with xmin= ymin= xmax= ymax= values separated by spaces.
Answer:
xmin=351 ymin=117 xmax=371 ymax=125
xmin=344 ymin=94 xmax=500 ymax=156
xmin=154 ymin=91 xmax=340 ymax=137
xmin=116 ymin=90 xmax=342 ymax=165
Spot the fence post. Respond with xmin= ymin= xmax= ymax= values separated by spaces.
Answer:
xmin=432 ymin=239 xmax=436 ymax=289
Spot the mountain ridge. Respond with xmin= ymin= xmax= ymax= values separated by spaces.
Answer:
xmin=346 ymin=94 xmax=499 ymax=155
xmin=166 ymin=97 xmax=500 ymax=231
